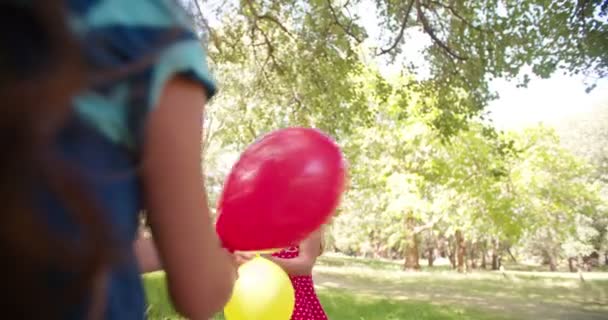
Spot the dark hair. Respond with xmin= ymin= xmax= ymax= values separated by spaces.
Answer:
xmin=0 ymin=1 xmax=113 ymax=318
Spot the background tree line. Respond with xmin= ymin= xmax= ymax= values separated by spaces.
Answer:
xmin=182 ymin=0 xmax=608 ymax=272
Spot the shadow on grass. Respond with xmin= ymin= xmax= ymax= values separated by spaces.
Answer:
xmin=143 ymin=272 xmax=505 ymax=320
xmin=314 ymin=266 xmax=608 ymax=320
xmin=315 ymin=263 xmax=608 ymax=305
xmin=143 ymin=261 xmax=608 ymax=320
xmin=318 ymin=288 xmax=504 ymax=320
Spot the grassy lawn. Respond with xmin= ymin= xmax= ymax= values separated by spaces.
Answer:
xmin=143 ymin=255 xmax=608 ymax=320
xmin=321 ymin=289 xmax=501 ymax=320
xmin=144 ymin=272 xmax=501 ymax=320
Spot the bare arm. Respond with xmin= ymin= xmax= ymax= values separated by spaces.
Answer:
xmin=142 ymin=76 xmax=236 ymax=320
xmin=134 ymin=235 xmax=162 ymax=273
xmin=267 ymin=229 xmax=324 ymax=276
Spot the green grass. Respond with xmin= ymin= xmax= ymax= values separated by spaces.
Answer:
xmin=143 ymin=272 xmax=179 ymax=319
xmin=143 ymin=272 xmax=503 ymax=320
xmin=143 ymin=255 xmax=608 ymax=320
xmin=317 ymin=289 xmax=503 ymax=320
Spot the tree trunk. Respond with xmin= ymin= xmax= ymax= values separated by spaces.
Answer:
xmin=473 ymin=242 xmax=479 ymax=269
xmin=448 ymin=252 xmax=456 ymax=269
xmin=491 ymin=238 xmax=500 ymax=270
xmin=506 ymin=247 xmax=518 ymax=263
xmin=465 ymin=240 xmax=473 ymax=271
xmin=404 ymin=239 xmax=420 ymax=270
xmin=548 ymin=253 xmax=557 ymax=272
xmin=577 ymin=255 xmax=586 ymax=282
xmin=481 ymin=240 xmax=487 ymax=269
xmin=438 ymin=237 xmax=447 ymax=258
xmin=491 ymin=253 xmax=499 ymax=270
xmin=447 ymin=236 xmax=456 ymax=269
xmin=568 ymin=257 xmax=576 ymax=273
xmin=403 ymin=214 xmax=420 ymax=270
xmin=427 ymin=247 xmax=435 ymax=267
xmin=426 ymin=232 xmax=436 ymax=267
xmin=455 ymin=230 xmax=466 ymax=273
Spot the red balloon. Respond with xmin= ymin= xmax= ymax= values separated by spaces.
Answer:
xmin=216 ymin=127 xmax=347 ymax=252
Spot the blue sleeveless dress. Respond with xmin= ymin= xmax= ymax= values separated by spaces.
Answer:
xmin=39 ymin=1 xmax=216 ymax=318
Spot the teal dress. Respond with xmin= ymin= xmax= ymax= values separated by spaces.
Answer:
xmin=39 ymin=0 xmax=216 ymax=318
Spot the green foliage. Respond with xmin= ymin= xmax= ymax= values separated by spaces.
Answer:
xmin=185 ymin=0 xmax=608 ymax=268
xmin=557 ymin=100 xmax=608 ymax=183
xmin=551 ymin=100 xmax=608 ymax=256
xmin=187 ymin=0 xmax=608 ymax=137
xmin=506 ymin=125 xmax=606 ymax=263
xmin=378 ymin=0 xmax=608 ymax=117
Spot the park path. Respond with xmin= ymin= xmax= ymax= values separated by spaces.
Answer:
xmin=312 ymin=268 xmax=608 ymax=320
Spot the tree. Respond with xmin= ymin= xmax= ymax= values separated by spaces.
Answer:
xmin=183 ymin=0 xmax=608 ymax=271
xmin=509 ymin=126 xmax=603 ymax=271
xmin=329 ymin=70 xmax=457 ymax=265
xmin=557 ymin=100 xmax=608 ymax=183
xmin=555 ymin=100 xmax=608 ymax=266
xmin=186 ymin=0 xmax=608 ymax=137
xmin=331 ymin=70 xmax=521 ymax=270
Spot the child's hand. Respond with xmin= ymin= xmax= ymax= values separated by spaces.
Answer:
xmin=233 ymin=252 xmax=255 ymax=266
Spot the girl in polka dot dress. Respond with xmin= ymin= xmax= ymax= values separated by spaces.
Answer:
xmin=268 ymin=227 xmax=328 ymax=320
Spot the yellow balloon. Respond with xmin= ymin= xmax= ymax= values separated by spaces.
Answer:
xmin=224 ymin=256 xmax=295 ymax=320
xmin=251 ymin=248 xmax=282 ymax=255
xmin=236 ymin=248 xmax=282 ymax=255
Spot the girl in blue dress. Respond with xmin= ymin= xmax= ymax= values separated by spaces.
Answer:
xmin=0 ymin=1 xmax=236 ymax=319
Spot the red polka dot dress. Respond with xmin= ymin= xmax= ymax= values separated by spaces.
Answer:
xmin=272 ymin=246 xmax=328 ymax=320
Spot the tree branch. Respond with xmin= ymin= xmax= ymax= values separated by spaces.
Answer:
xmin=427 ymin=0 xmax=483 ymax=32
xmin=243 ymin=0 xmax=294 ymax=38
xmin=292 ymin=88 xmax=304 ymax=111
xmin=414 ymin=214 xmax=444 ymax=234
xmin=506 ymin=247 xmax=518 ymax=263
xmin=257 ymin=14 xmax=295 ymax=38
xmin=244 ymin=0 xmax=283 ymax=74
xmin=415 ymin=0 xmax=466 ymax=61
xmin=193 ymin=0 xmax=207 ymax=28
xmin=246 ymin=122 xmax=258 ymax=142
xmin=327 ymin=0 xmax=364 ymax=44
xmin=424 ymin=3 xmax=451 ymax=40
xmin=247 ymin=0 xmax=291 ymax=73
xmin=378 ymin=0 xmax=415 ymax=55
xmin=192 ymin=0 xmax=222 ymax=53
xmin=202 ymin=114 xmax=223 ymax=156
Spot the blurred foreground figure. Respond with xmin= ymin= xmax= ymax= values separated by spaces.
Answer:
xmin=0 ymin=1 xmax=237 ymax=319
